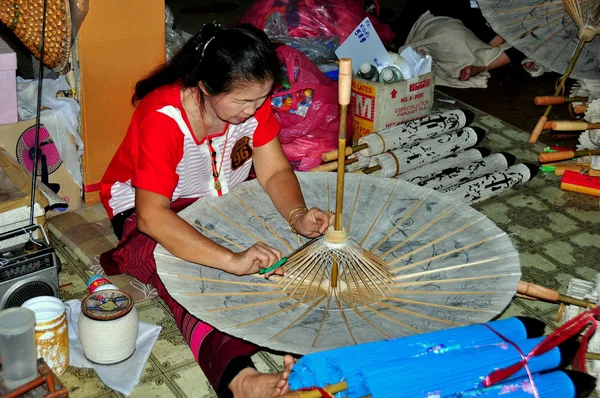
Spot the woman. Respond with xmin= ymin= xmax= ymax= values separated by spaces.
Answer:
xmin=392 ymin=0 xmax=532 ymax=87
xmin=99 ymin=23 xmax=333 ymax=398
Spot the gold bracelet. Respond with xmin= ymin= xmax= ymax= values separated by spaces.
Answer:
xmin=288 ymin=206 xmax=308 ymax=233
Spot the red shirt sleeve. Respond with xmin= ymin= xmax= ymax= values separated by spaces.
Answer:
xmin=253 ymin=98 xmax=280 ymax=147
xmin=131 ymin=112 xmax=184 ymax=200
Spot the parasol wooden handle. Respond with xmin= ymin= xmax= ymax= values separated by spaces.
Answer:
xmin=539 ymin=148 xmax=600 ymax=163
xmin=552 ymin=121 xmax=600 ymax=131
xmin=534 ymin=96 xmax=566 ymax=105
xmin=517 ymin=281 xmax=559 ymax=302
xmin=279 ymin=382 xmax=348 ymax=398
xmin=322 ymin=143 xmax=369 ymax=162
xmin=517 ymin=281 xmax=596 ymax=309
xmin=538 ymin=150 xmax=576 ymax=163
xmin=529 ymin=116 xmax=547 ymax=144
xmin=310 ymin=157 xmax=358 ymax=172
xmin=552 ymin=132 xmax=582 ymax=141
xmin=534 ymin=96 xmax=587 ymax=105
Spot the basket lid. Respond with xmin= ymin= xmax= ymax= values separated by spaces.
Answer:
xmin=0 ymin=0 xmax=72 ymax=72
xmin=81 ymin=289 xmax=134 ymax=321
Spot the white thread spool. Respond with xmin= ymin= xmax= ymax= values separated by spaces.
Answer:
xmin=78 ymin=290 xmax=139 ymax=364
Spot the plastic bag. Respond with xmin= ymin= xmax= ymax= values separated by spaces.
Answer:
xmin=235 ymin=0 xmax=395 ymax=45
xmin=165 ymin=5 xmax=186 ymax=60
xmin=264 ymin=13 xmax=339 ymax=63
xmin=272 ymin=46 xmax=339 ymax=171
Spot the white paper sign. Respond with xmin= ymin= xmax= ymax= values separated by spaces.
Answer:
xmin=335 ymin=17 xmax=392 ymax=74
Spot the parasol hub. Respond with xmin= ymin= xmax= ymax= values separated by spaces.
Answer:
xmin=324 ymin=226 xmax=348 ymax=248
xmin=579 ymin=25 xmax=597 ymax=42
xmin=319 ymin=278 xmax=348 ymax=293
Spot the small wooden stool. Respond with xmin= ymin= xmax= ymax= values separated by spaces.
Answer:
xmin=0 ymin=357 xmax=68 ymax=398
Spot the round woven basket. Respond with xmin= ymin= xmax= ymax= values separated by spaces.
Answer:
xmin=0 ymin=0 xmax=72 ymax=72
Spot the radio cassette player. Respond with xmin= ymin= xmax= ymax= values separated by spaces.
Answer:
xmin=0 ymin=224 xmax=60 ymax=309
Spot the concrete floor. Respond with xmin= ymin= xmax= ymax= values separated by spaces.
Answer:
xmin=166 ymin=0 xmax=575 ymax=149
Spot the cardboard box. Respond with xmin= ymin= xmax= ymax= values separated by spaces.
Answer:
xmin=351 ymin=72 xmax=435 ymax=145
xmin=0 ymin=119 xmax=82 ymax=217
xmin=0 ymin=37 xmax=17 ymax=125
xmin=76 ymin=0 xmax=165 ymax=205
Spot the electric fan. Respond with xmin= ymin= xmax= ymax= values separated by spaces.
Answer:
xmin=15 ymin=125 xmax=62 ymax=193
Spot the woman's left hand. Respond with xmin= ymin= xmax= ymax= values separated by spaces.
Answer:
xmin=292 ymin=207 xmax=334 ymax=238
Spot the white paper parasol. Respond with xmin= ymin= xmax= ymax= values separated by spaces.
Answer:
xmin=478 ymin=0 xmax=600 ymax=81
xmin=155 ymin=172 xmax=521 ymax=355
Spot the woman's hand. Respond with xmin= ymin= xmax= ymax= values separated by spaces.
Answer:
xmin=292 ymin=207 xmax=335 ymax=238
xmin=230 ymin=242 xmax=283 ymax=278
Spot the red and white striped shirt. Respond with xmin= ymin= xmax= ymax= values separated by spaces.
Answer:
xmin=100 ymin=84 xmax=279 ymax=219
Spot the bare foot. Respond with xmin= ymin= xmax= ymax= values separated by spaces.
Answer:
xmin=228 ymin=355 xmax=296 ymax=398
xmin=523 ymin=61 xmax=536 ymax=71
xmin=459 ymin=65 xmax=487 ymax=81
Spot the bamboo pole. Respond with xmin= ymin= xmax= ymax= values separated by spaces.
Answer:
xmin=334 ymin=58 xmax=352 ymax=231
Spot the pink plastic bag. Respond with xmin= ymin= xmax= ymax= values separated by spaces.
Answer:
xmin=272 ymin=45 xmax=339 ymax=171
xmin=235 ymin=0 xmax=395 ymax=45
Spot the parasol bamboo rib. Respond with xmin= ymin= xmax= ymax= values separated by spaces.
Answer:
xmin=335 ymin=293 xmax=358 ymax=345
xmin=371 ymin=193 xmax=429 ymax=253
xmin=156 ymin=270 xmax=276 ymax=288
xmin=388 ymin=290 xmax=503 ymax=296
xmin=382 ymin=294 xmax=497 ymax=313
xmin=346 ymin=179 xmax=363 ymax=234
xmin=180 ymin=217 xmax=246 ymax=249
xmin=359 ymin=187 xmax=398 ymax=246
xmin=380 ymin=217 xmax=486 ymax=263
xmin=374 ymin=301 xmax=463 ymax=326
xmin=340 ymin=296 xmax=393 ymax=339
xmin=269 ymin=295 xmax=328 ymax=341
xmin=393 ymin=256 xmax=512 ymax=281
xmin=394 ymin=273 xmax=520 ymax=289
xmin=233 ymin=193 xmax=294 ymax=251
xmin=378 ymin=203 xmax=461 ymax=258
xmin=388 ymin=233 xmax=506 ymax=269
xmin=495 ymin=6 xmax=567 ymax=30
xmin=362 ymin=305 xmax=424 ymax=333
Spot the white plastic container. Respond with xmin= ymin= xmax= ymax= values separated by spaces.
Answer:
xmin=21 ymin=296 xmax=70 ymax=375
xmin=0 ymin=307 xmax=38 ymax=389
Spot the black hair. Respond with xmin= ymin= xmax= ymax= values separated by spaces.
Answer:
xmin=132 ymin=23 xmax=280 ymax=105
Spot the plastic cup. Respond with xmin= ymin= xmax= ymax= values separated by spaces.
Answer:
xmin=0 ymin=307 xmax=38 ymax=390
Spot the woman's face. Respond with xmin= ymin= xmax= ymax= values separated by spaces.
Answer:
xmin=206 ymin=80 xmax=273 ymax=125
